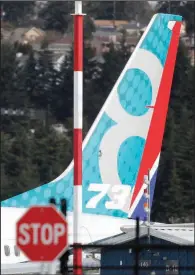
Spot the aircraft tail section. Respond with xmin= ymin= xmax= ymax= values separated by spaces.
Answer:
xmin=1 ymin=14 xmax=182 ymax=220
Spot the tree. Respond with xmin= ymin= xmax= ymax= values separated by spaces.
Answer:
xmin=156 ymin=1 xmax=195 ymax=35
xmin=31 ymin=125 xmax=71 ymax=185
xmin=1 ymin=123 xmax=72 ymax=200
xmin=51 ymin=50 xmax=73 ymax=121
xmin=169 ymin=41 xmax=193 ymax=124
xmin=85 ymin=2 xmax=116 ymax=20
xmin=182 ymin=2 xmax=195 ymax=35
xmin=83 ymin=16 xmax=96 ymax=40
xmin=1 ymin=1 xmax=35 ymax=25
xmin=38 ymin=2 xmax=73 ymax=33
xmin=33 ymin=50 xmax=56 ymax=111
xmin=174 ymin=107 xmax=194 ymax=221
xmin=2 ymin=124 xmax=39 ymax=200
xmin=39 ymin=2 xmax=95 ymax=39
xmin=20 ymin=51 xmax=37 ymax=108
xmin=0 ymin=42 xmax=17 ymax=108
xmin=152 ymin=108 xmax=176 ymax=222
xmin=82 ymin=43 xmax=102 ymax=126
xmin=85 ymin=1 xmax=153 ymax=22
xmin=124 ymin=1 xmax=153 ymax=23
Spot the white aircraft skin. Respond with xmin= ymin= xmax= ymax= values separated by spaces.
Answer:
xmin=1 ymin=207 xmax=194 ymax=265
xmin=1 ymin=13 xmax=187 ymax=270
xmin=1 ymin=206 xmax=166 ymax=265
xmin=0 ymin=207 xmax=141 ymax=264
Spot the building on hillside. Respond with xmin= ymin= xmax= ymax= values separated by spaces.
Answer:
xmin=5 ymin=27 xmax=28 ymax=43
xmin=91 ymin=18 xmax=143 ymax=55
xmin=23 ymin=27 xmax=45 ymax=43
xmin=7 ymin=27 xmax=45 ymax=44
xmin=47 ymin=36 xmax=72 ymax=62
xmin=30 ymin=35 xmax=72 ymax=66
xmin=91 ymin=33 xmax=139 ymax=55
xmin=117 ymin=21 xmax=146 ymax=36
xmin=94 ymin=19 xmax=129 ymax=30
xmin=1 ymin=27 xmax=12 ymax=40
xmin=92 ymin=29 xmax=119 ymax=54
xmin=51 ymin=30 xmax=139 ymax=64
xmin=1 ymin=108 xmax=46 ymax=121
xmin=89 ymin=226 xmax=194 ymax=275
xmin=48 ymin=36 xmax=72 ymax=53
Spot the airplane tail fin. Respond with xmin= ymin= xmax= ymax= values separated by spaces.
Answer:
xmin=1 ymin=14 xmax=182 ymax=220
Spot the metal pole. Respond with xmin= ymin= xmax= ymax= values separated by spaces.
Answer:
xmin=147 ymin=169 xmax=151 ymax=245
xmin=47 ymin=198 xmax=57 ymax=274
xmin=135 ymin=217 xmax=140 ymax=275
xmin=72 ymin=2 xmax=84 ymax=275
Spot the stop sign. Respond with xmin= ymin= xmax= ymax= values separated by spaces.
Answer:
xmin=16 ymin=205 xmax=68 ymax=261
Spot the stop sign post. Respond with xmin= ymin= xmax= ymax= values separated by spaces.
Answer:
xmin=16 ymin=205 xmax=68 ymax=262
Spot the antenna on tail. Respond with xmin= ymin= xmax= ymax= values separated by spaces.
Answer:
xmin=143 ymin=170 xmax=151 ymax=245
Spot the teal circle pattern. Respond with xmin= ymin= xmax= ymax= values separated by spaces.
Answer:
xmin=118 ymin=69 xmax=152 ymax=116
xmin=140 ymin=14 xmax=182 ymax=66
xmin=117 ymin=136 xmax=145 ymax=187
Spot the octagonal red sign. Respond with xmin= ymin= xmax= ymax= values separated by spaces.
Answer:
xmin=16 ymin=205 xmax=68 ymax=262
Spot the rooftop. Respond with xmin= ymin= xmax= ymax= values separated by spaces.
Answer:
xmin=87 ymin=224 xmax=194 ymax=253
xmin=94 ymin=19 xmax=129 ymax=28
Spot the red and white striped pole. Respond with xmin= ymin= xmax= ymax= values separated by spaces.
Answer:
xmin=72 ymin=1 xmax=84 ymax=275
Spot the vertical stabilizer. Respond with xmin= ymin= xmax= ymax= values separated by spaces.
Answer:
xmin=1 ymin=14 xmax=182 ymax=220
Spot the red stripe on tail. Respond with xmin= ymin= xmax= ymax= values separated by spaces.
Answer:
xmin=130 ymin=22 xmax=181 ymax=208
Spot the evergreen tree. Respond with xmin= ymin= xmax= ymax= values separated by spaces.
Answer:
xmin=85 ymin=2 xmax=116 ymax=20
xmin=20 ymin=51 xmax=37 ymax=108
xmin=152 ymin=109 xmax=176 ymax=222
xmin=2 ymin=124 xmax=39 ymax=200
xmin=83 ymin=16 xmax=96 ymax=40
xmin=1 ymin=1 xmax=35 ymax=25
xmin=51 ymin=50 xmax=73 ymax=121
xmin=157 ymin=1 xmax=195 ymax=35
xmin=170 ymin=41 xmax=192 ymax=125
xmin=32 ymin=125 xmax=71 ymax=185
xmin=85 ymin=1 xmax=153 ymax=22
xmin=38 ymin=2 xmax=73 ymax=33
xmin=174 ymin=107 xmax=194 ymax=221
xmin=83 ymin=43 xmax=102 ymax=126
xmin=0 ymin=42 xmax=17 ymax=108
xmin=1 ymin=132 xmax=13 ymax=199
xmin=33 ymin=50 xmax=56 ymax=111
xmin=1 ymin=164 xmax=10 ymax=200
xmin=124 ymin=1 xmax=153 ymax=23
